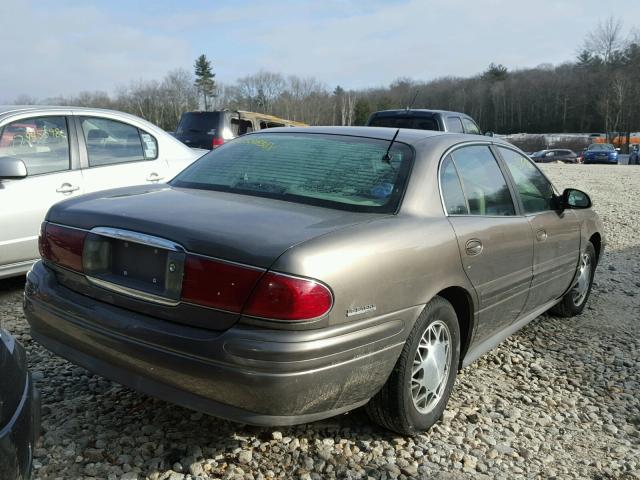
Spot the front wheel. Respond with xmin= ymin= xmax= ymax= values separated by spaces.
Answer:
xmin=550 ymin=241 xmax=596 ymax=317
xmin=366 ymin=296 xmax=460 ymax=435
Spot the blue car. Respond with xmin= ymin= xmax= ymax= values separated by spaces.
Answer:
xmin=583 ymin=143 xmax=618 ymax=164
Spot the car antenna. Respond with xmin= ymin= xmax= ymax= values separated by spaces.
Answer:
xmin=382 ymin=129 xmax=400 ymax=164
xmin=406 ymin=90 xmax=420 ymax=110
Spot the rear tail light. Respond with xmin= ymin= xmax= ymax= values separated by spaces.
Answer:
xmin=242 ymin=272 xmax=333 ymax=321
xmin=39 ymin=222 xmax=87 ymax=272
xmin=181 ymin=255 xmax=263 ymax=312
xmin=212 ymin=137 xmax=224 ymax=148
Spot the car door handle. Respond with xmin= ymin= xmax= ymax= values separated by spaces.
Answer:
xmin=536 ymin=229 xmax=548 ymax=242
xmin=465 ymin=239 xmax=483 ymax=256
xmin=146 ymin=172 xmax=164 ymax=182
xmin=56 ymin=183 xmax=80 ymax=194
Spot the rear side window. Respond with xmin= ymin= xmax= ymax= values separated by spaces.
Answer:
xmin=0 ymin=116 xmax=70 ymax=175
xmin=445 ymin=117 xmax=464 ymax=133
xmin=80 ymin=117 xmax=157 ymax=167
xmin=498 ymin=147 xmax=555 ymax=214
xmin=368 ymin=116 xmax=439 ymax=131
xmin=462 ymin=118 xmax=480 ymax=135
xmin=440 ymin=156 xmax=468 ymax=214
xmin=450 ymin=146 xmax=515 ymax=216
xmin=171 ymin=133 xmax=414 ymax=213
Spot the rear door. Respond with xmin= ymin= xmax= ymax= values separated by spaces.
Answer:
xmin=0 ymin=114 xmax=83 ymax=268
xmin=440 ymin=145 xmax=533 ymax=344
xmin=76 ymin=115 xmax=169 ymax=193
xmin=496 ymin=146 xmax=581 ymax=312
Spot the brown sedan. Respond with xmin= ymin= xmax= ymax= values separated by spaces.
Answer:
xmin=24 ymin=127 xmax=604 ymax=435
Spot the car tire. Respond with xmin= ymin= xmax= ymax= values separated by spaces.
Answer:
xmin=550 ymin=241 xmax=597 ymax=317
xmin=365 ymin=296 xmax=460 ymax=435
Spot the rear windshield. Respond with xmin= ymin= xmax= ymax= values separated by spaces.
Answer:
xmin=170 ymin=133 xmax=414 ymax=213
xmin=368 ymin=115 xmax=439 ymax=131
xmin=176 ymin=112 xmax=221 ymax=135
xmin=587 ymin=144 xmax=614 ymax=151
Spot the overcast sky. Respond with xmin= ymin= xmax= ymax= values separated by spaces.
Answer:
xmin=2 ymin=0 xmax=639 ymax=101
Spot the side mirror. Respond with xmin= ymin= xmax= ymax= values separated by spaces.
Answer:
xmin=559 ymin=188 xmax=591 ymax=210
xmin=484 ymin=131 xmax=494 ymax=137
xmin=0 ymin=157 xmax=27 ymax=180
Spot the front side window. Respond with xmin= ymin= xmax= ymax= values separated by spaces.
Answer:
xmin=462 ymin=118 xmax=480 ymax=135
xmin=171 ymin=133 xmax=414 ymax=213
xmin=0 ymin=116 xmax=70 ymax=175
xmin=80 ymin=117 xmax=157 ymax=167
xmin=498 ymin=147 xmax=555 ymax=214
xmin=440 ymin=156 xmax=468 ymax=214
xmin=445 ymin=117 xmax=464 ymax=133
xmin=450 ymin=145 xmax=515 ymax=216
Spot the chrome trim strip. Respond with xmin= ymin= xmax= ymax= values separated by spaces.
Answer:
xmin=86 ymin=276 xmax=180 ymax=306
xmin=90 ymin=227 xmax=184 ymax=252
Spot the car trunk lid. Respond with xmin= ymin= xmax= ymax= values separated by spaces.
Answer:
xmin=45 ymin=184 xmax=382 ymax=330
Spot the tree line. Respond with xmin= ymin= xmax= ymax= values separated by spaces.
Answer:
xmin=12 ymin=17 xmax=640 ymax=138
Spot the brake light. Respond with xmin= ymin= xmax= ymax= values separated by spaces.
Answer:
xmin=39 ymin=222 xmax=87 ymax=272
xmin=242 ymin=272 xmax=333 ymax=321
xmin=212 ymin=137 xmax=224 ymax=148
xmin=181 ymin=255 xmax=263 ymax=312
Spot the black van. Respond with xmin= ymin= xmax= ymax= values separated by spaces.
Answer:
xmin=366 ymin=109 xmax=482 ymax=135
xmin=174 ymin=110 xmax=306 ymax=150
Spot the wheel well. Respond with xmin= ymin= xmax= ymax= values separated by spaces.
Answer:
xmin=437 ymin=287 xmax=474 ymax=368
xmin=589 ymin=232 xmax=602 ymax=263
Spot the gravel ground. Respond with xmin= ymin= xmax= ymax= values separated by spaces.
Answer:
xmin=1 ymin=163 xmax=639 ymax=480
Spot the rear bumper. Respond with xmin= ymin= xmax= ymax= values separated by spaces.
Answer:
xmin=0 ymin=338 xmax=40 ymax=480
xmin=24 ymin=261 xmax=413 ymax=425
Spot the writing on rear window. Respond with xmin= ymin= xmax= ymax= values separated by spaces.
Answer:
xmin=171 ymin=133 xmax=413 ymax=213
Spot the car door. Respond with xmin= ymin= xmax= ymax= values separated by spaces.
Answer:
xmin=0 ymin=114 xmax=83 ymax=270
xmin=440 ymin=145 xmax=533 ymax=344
xmin=75 ymin=115 xmax=168 ymax=193
xmin=497 ymin=146 xmax=581 ymax=313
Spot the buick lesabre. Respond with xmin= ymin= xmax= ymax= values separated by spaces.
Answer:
xmin=23 ymin=127 xmax=603 ymax=434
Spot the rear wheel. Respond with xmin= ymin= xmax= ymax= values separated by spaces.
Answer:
xmin=551 ymin=241 xmax=596 ymax=317
xmin=366 ymin=296 xmax=460 ymax=435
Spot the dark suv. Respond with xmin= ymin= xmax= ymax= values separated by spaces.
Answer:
xmin=174 ymin=111 xmax=305 ymax=150
xmin=366 ymin=109 xmax=482 ymax=134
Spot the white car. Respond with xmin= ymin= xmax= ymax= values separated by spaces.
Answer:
xmin=0 ymin=106 xmax=202 ymax=279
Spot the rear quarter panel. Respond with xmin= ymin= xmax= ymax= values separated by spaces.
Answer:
xmin=272 ymin=214 xmax=476 ymax=332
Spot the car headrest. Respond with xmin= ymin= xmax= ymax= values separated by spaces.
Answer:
xmin=87 ymin=129 xmax=108 ymax=141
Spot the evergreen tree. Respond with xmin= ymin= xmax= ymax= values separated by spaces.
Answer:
xmin=482 ymin=63 xmax=508 ymax=81
xmin=194 ymin=54 xmax=216 ymax=110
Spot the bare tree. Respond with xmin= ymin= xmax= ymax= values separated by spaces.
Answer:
xmin=583 ymin=16 xmax=625 ymax=65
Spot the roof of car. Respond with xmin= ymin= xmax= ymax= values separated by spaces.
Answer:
xmin=245 ymin=126 xmax=510 ymax=149
xmin=0 ymin=105 xmax=166 ymax=133
xmin=370 ymin=109 xmax=475 ymax=118
xmin=248 ymin=125 xmax=445 ymax=142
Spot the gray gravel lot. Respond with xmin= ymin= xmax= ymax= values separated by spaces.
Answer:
xmin=1 ymin=163 xmax=639 ymax=480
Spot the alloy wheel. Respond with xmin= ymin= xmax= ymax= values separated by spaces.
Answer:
xmin=411 ymin=320 xmax=452 ymax=414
